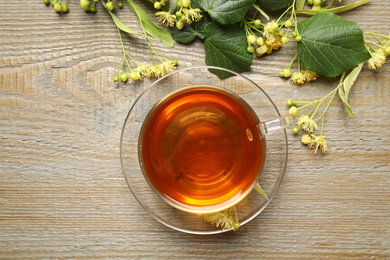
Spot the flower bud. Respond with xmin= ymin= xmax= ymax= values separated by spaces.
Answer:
xmin=154 ymin=1 xmax=161 ymax=9
xmin=106 ymin=1 xmax=114 ymax=11
xmin=182 ymin=0 xmax=190 ymax=8
xmin=247 ymin=46 xmax=255 ymax=53
xmin=301 ymin=134 xmax=312 ymax=145
xmin=80 ymin=0 xmax=89 ymax=8
xmin=54 ymin=3 xmax=62 ymax=12
xmin=176 ymin=21 xmax=184 ymax=30
xmin=256 ymin=37 xmax=264 ymax=46
xmin=283 ymin=68 xmax=292 ymax=78
xmin=247 ymin=35 xmax=256 ymax=44
xmin=289 ymin=106 xmax=298 ymax=116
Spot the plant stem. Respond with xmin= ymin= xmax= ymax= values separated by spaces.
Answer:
xmin=276 ymin=0 xmax=295 ymax=23
xmin=365 ymin=40 xmax=383 ymax=48
xmin=307 ymin=102 xmax=320 ymax=117
xmin=364 ymin=32 xmax=390 ymax=40
xmin=298 ymin=101 xmax=319 ymax=110
xmin=125 ymin=53 xmax=140 ymax=67
xmin=234 ymin=206 xmax=239 ymax=222
xmin=324 ymin=0 xmax=335 ymax=9
xmin=286 ymin=53 xmax=298 ymax=69
xmin=316 ymin=89 xmax=337 ymax=122
xmin=310 ymin=102 xmax=321 ymax=119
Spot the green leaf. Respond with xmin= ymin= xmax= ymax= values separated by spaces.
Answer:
xmin=255 ymin=183 xmax=268 ymax=201
xmin=198 ymin=0 xmax=255 ymax=25
xmin=344 ymin=62 xmax=363 ymax=101
xmin=296 ymin=0 xmax=305 ymax=10
xmin=297 ymin=12 xmax=370 ymax=78
xmin=169 ymin=2 xmax=212 ymax=43
xmin=101 ymin=1 xmax=142 ymax=36
xmin=255 ymin=0 xmax=293 ymax=10
xmin=295 ymin=0 xmax=371 ymax=14
xmin=127 ymin=0 xmax=174 ymax=47
xmin=204 ymin=22 xmax=253 ymax=79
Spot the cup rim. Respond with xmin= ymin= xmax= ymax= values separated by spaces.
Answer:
xmin=137 ymin=84 xmax=267 ymax=214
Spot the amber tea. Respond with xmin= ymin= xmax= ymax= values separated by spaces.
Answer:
xmin=139 ymin=86 xmax=265 ymax=213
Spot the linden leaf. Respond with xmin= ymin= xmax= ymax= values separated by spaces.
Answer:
xmin=297 ymin=12 xmax=370 ymax=78
xmin=204 ymin=22 xmax=253 ymax=79
xmin=255 ymin=0 xmax=293 ymax=10
xmin=127 ymin=0 xmax=174 ymax=47
xmin=169 ymin=6 xmax=212 ymax=43
xmin=198 ymin=0 xmax=255 ymax=25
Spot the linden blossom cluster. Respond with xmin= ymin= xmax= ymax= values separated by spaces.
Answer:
xmin=286 ymin=97 xmax=330 ymax=154
xmin=242 ymin=2 xmax=322 ymax=86
xmin=128 ymin=60 xmax=177 ymax=81
xmin=154 ymin=0 xmax=202 ymax=30
xmin=204 ymin=206 xmax=240 ymax=231
xmin=367 ymin=37 xmax=390 ymax=69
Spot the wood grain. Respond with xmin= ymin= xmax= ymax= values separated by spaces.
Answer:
xmin=1 ymin=0 xmax=390 ymax=258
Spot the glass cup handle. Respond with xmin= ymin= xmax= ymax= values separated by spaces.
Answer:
xmin=261 ymin=116 xmax=294 ymax=134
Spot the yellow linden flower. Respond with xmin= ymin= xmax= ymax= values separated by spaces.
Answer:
xmin=146 ymin=66 xmax=157 ymax=78
xmin=131 ymin=64 xmax=151 ymax=80
xmin=315 ymin=135 xmax=328 ymax=153
xmin=204 ymin=212 xmax=235 ymax=230
xmin=297 ymin=115 xmax=318 ymax=133
xmin=302 ymin=69 xmax=318 ymax=83
xmin=301 ymin=134 xmax=312 ymax=145
xmin=265 ymin=34 xmax=282 ymax=50
xmin=368 ymin=49 xmax=386 ymax=70
xmin=147 ymin=60 xmax=176 ymax=78
xmin=264 ymin=21 xmax=279 ymax=35
xmin=155 ymin=11 xmax=177 ymax=27
xmin=308 ymin=134 xmax=328 ymax=153
xmin=291 ymin=71 xmax=305 ymax=85
xmin=183 ymin=8 xmax=202 ymax=24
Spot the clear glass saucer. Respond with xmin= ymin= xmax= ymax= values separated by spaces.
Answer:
xmin=120 ymin=66 xmax=288 ymax=235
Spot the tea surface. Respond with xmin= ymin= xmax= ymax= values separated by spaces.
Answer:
xmin=139 ymin=86 xmax=265 ymax=213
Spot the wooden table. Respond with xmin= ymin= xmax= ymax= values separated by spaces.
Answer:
xmin=1 ymin=0 xmax=389 ymax=258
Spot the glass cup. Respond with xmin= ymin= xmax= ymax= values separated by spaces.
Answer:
xmin=120 ymin=66 xmax=290 ymax=234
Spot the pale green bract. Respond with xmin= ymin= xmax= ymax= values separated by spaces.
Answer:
xmin=127 ymin=0 xmax=174 ymax=47
xmin=101 ymin=1 xmax=142 ymax=36
xmin=343 ymin=62 xmax=364 ymax=102
xmin=255 ymin=183 xmax=269 ymax=201
xmin=295 ymin=0 xmax=371 ymax=14
xmin=338 ymin=62 xmax=364 ymax=117
xmin=296 ymin=0 xmax=305 ymax=10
